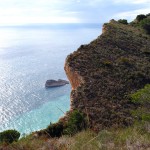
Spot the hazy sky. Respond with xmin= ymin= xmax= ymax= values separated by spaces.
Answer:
xmin=0 ymin=0 xmax=150 ymax=25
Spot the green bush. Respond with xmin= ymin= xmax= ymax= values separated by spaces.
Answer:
xmin=146 ymin=13 xmax=150 ymax=17
xmin=131 ymin=84 xmax=150 ymax=104
xmin=136 ymin=14 xmax=147 ymax=22
xmin=118 ymin=19 xmax=128 ymax=25
xmin=64 ymin=110 xmax=86 ymax=135
xmin=142 ymin=113 xmax=150 ymax=121
xmin=45 ymin=122 xmax=64 ymax=137
xmin=0 ymin=129 xmax=20 ymax=144
xmin=131 ymin=84 xmax=150 ymax=122
xmin=140 ymin=18 xmax=150 ymax=34
xmin=42 ymin=110 xmax=87 ymax=137
xmin=119 ymin=57 xmax=131 ymax=66
xmin=103 ymin=60 xmax=112 ymax=67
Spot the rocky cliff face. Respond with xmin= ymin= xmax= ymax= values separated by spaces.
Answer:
xmin=64 ymin=64 xmax=83 ymax=90
xmin=64 ymin=20 xmax=150 ymax=131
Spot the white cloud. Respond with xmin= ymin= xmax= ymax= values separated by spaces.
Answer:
xmin=113 ymin=8 xmax=150 ymax=21
xmin=114 ymin=0 xmax=150 ymax=4
xmin=0 ymin=0 xmax=81 ymax=25
xmin=0 ymin=0 xmax=149 ymax=25
xmin=0 ymin=16 xmax=80 ymax=26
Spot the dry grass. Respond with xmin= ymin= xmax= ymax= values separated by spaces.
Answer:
xmin=1 ymin=121 xmax=149 ymax=150
xmin=68 ymin=122 xmax=150 ymax=150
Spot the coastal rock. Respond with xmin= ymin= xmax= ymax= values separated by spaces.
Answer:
xmin=64 ymin=63 xmax=83 ymax=90
xmin=45 ymin=79 xmax=69 ymax=88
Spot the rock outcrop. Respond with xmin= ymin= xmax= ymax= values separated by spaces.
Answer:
xmin=45 ymin=79 xmax=69 ymax=88
xmin=65 ymin=20 xmax=150 ymax=131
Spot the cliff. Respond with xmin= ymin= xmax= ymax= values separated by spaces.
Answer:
xmin=65 ymin=20 xmax=150 ymax=131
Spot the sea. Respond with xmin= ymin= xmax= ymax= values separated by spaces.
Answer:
xmin=0 ymin=23 xmax=101 ymax=136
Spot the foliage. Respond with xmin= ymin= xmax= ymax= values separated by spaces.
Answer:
xmin=146 ymin=13 xmax=150 ymax=17
xmin=102 ymin=60 xmax=112 ymax=67
xmin=131 ymin=84 xmax=150 ymax=122
xmin=64 ymin=110 xmax=86 ymax=135
xmin=118 ymin=19 xmax=128 ymax=25
xmin=140 ymin=18 xmax=150 ymax=34
xmin=131 ymin=13 xmax=150 ymax=34
xmin=119 ymin=57 xmax=131 ymax=66
xmin=38 ymin=110 xmax=86 ymax=138
xmin=0 ymin=129 xmax=20 ymax=144
xmin=43 ymin=110 xmax=86 ymax=137
xmin=45 ymin=122 xmax=64 ymax=138
xmin=136 ymin=14 xmax=147 ymax=22
xmin=131 ymin=84 xmax=150 ymax=104
xmin=131 ymin=108 xmax=150 ymax=122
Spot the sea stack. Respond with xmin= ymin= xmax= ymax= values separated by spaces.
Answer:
xmin=45 ymin=79 xmax=69 ymax=88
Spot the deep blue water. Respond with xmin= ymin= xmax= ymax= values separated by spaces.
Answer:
xmin=0 ymin=24 xmax=101 ymax=135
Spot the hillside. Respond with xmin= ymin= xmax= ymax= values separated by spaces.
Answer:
xmin=65 ymin=19 xmax=150 ymax=131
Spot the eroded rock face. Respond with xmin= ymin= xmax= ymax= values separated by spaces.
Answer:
xmin=64 ymin=62 xmax=84 ymax=110
xmin=64 ymin=21 xmax=150 ymax=131
xmin=64 ymin=63 xmax=83 ymax=90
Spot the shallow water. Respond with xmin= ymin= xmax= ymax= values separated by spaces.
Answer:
xmin=0 ymin=24 xmax=101 ymax=135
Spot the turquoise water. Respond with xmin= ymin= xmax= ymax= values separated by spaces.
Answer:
xmin=3 ymin=94 xmax=70 ymax=135
xmin=0 ymin=24 xmax=101 ymax=135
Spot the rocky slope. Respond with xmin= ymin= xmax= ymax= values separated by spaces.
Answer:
xmin=65 ymin=20 xmax=150 ymax=131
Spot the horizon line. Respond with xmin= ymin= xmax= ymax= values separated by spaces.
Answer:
xmin=0 ymin=23 xmax=102 ymax=28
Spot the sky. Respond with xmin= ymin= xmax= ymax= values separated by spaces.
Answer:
xmin=0 ymin=0 xmax=150 ymax=25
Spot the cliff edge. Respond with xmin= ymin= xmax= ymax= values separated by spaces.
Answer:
xmin=65 ymin=20 xmax=150 ymax=131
